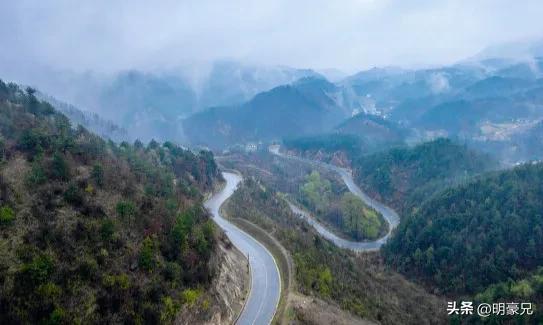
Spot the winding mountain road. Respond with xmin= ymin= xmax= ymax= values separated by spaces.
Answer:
xmin=206 ymin=147 xmax=400 ymax=324
xmin=204 ymin=172 xmax=281 ymax=325
xmin=270 ymin=145 xmax=400 ymax=251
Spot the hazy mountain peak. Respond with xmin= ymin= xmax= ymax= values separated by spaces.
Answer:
xmin=473 ymin=38 xmax=543 ymax=61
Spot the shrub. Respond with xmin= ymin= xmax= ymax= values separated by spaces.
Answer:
xmin=192 ymin=227 xmax=210 ymax=256
xmin=317 ymin=267 xmax=333 ymax=297
xmin=160 ymin=296 xmax=179 ymax=322
xmin=162 ymin=262 xmax=182 ymax=282
xmin=64 ymin=184 xmax=83 ymax=206
xmin=169 ymin=210 xmax=195 ymax=258
xmin=77 ymin=256 xmax=98 ymax=280
xmin=50 ymin=152 xmax=70 ymax=181
xmin=36 ymin=282 xmax=62 ymax=301
xmin=139 ymin=237 xmax=156 ymax=271
xmin=26 ymin=162 xmax=47 ymax=186
xmin=47 ymin=307 xmax=65 ymax=325
xmin=116 ymin=273 xmax=130 ymax=290
xmin=84 ymin=184 xmax=94 ymax=194
xmin=18 ymin=129 xmax=47 ymax=155
xmin=116 ymin=201 xmax=136 ymax=221
xmin=17 ymin=254 xmax=55 ymax=288
xmin=0 ymin=206 xmax=15 ymax=225
xmin=102 ymin=273 xmax=130 ymax=290
xmin=91 ymin=164 xmax=104 ymax=187
xmin=511 ymin=280 xmax=535 ymax=298
xmin=182 ymin=288 xmax=201 ymax=306
xmin=100 ymin=219 xmax=115 ymax=241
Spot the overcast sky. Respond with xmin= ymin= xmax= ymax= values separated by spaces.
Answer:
xmin=1 ymin=0 xmax=543 ymax=74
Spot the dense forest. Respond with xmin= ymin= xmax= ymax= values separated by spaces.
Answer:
xmin=383 ymin=162 xmax=543 ymax=312
xmin=283 ymin=136 xmax=495 ymax=215
xmin=0 ymin=80 xmax=223 ymax=323
xmin=334 ymin=112 xmax=408 ymax=149
xmin=352 ymin=138 xmax=496 ymax=212
xmin=283 ymin=133 xmax=365 ymax=164
xmin=224 ymin=178 xmax=445 ymax=324
xmin=281 ymin=112 xmax=407 ymax=166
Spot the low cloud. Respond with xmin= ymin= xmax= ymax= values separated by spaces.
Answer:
xmin=1 ymin=0 xmax=542 ymax=76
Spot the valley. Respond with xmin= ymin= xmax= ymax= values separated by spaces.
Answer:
xmin=269 ymin=145 xmax=400 ymax=251
xmin=215 ymin=135 xmax=543 ymax=323
xmin=221 ymin=162 xmax=445 ymax=324
xmin=3 ymin=8 xmax=543 ymax=323
xmin=4 ymin=54 xmax=543 ymax=322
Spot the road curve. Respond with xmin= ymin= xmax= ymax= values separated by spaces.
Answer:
xmin=270 ymin=145 xmax=400 ymax=251
xmin=204 ymin=172 xmax=281 ymax=325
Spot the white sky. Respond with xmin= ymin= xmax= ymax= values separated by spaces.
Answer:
xmin=1 ymin=0 xmax=543 ymax=74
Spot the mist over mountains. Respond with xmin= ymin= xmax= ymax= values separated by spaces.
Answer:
xmin=181 ymin=44 xmax=543 ymax=164
xmin=7 ymin=61 xmax=319 ymax=142
xmin=3 ymin=38 xmax=543 ymax=165
xmin=3 ymin=2 xmax=543 ymax=322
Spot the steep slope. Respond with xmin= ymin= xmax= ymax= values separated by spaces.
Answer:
xmin=184 ymin=77 xmax=349 ymax=148
xmin=353 ymin=138 xmax=495 ymax=212
xmin=35 ymin=91 xmax=130 ymax=142
xmin=383 ymin=163 xmax=543 ymax=297
xmin=224 ymin=178 xmax=445 ymax=324
xmin=0 ymin=81 xmax=227 ymax=323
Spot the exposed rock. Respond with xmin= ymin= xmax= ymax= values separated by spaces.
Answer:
xmin=175 ymin=234 xmax=250 ymax=325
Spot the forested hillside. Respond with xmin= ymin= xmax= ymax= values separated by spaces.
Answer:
xmin=0 ymin=80 xmax=223 ymax=323
xmin=281 ymin=113 xmax=407 ymax=166
xmin=383 ymin=163 xmax=543 ymax=298
xmin=352 ymin=138 xmax=495 ymax=211
xmin=35 ymin=91 xmax=130 ymax=142
xmin=283 ymin=134 xmax=364 ymax=167
xmin=221 ymin=151 xmax=387 ymax=241
xmin=334 ymin=113 xmax=407 ymax=148
xmin=183 ymin=77 xmax=349 ymax=148
xmin=224 ymin=178 xmax=445 ymax=324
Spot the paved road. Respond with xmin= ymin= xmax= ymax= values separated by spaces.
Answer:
xmin=204 ymin=172 xmax=281 ymax=325
xmin=270 ymin=145 xmax=400 ymax=251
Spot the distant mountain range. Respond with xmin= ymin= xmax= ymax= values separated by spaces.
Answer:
xmin=183 ymin=77 xmax=349 ymax=148
xmin=197 ymin=61 xmax=320 ymax=108
xmin=8 ymin=61 xmax=320 ymax=142
xmin=6 ymin=39 xmax=543 ymax=163
xmin=184 ymin=55 xmax=543 ymax=162
xmin=381 ymin=58 xmax=543 ymax=163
